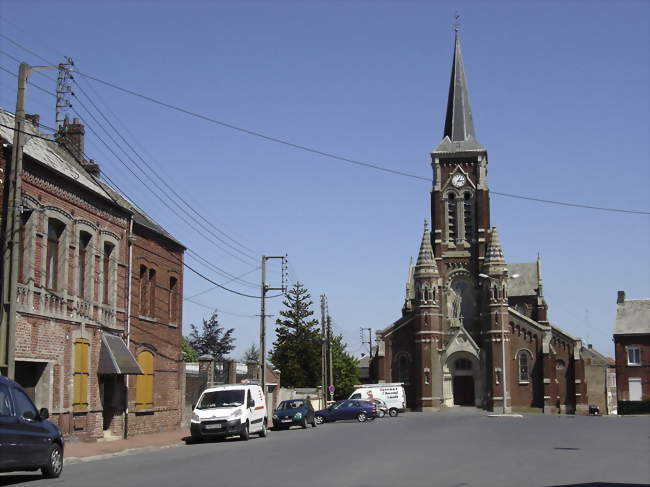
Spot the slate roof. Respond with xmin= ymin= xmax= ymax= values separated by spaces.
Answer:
xmin=0 ymin=109 xmax=183 ymax=248
xmin=508 ymin=262 xmax=539 ymax=297
xmin=434 ymin=31 xmax=485 ymax=154
xmin=614 ymin=298 xmax=650 ymax=335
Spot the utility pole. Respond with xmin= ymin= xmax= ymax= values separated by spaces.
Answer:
xmin=327 ymin=315 xmax=333 ymax=402
xmin=258 ymin=255 xmax=286 ymax=406
xmin=360 ymin=327 xmax=372 ymax=358
xmin=320 ymin=294 xmax=327 ymax=406
xmin=1 ymin=62 xmax=57 ymax=378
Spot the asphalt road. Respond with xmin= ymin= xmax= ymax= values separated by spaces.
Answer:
xmin=1 ymin=408 xmax=649 ymax=487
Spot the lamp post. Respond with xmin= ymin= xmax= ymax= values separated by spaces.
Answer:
xmin=478 ymin=273 xmax=518 ymax=413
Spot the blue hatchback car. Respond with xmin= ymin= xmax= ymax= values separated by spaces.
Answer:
xmin=0 ymin=376 xmax=64 ymax=478
xmin=314 ymin=399 xmax=377 ymax=424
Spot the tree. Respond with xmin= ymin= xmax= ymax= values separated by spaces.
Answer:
xmin=242 ymin=343 xmax=259 ymax=363
xmin=330 ymin=333 xmax=360 ymax=400
xmin=181 ymin=337 xmax=199 ymax=362
xmin=269 ymin=282 xmax=321 ymax=387
xmin=187 ymin=310 xmax=236 ymax=360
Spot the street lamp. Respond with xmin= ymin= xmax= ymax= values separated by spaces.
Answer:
xmin=478 ymin=272 xmax=518 ymax=413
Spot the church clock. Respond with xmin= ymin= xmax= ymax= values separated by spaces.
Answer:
xmin=452 ymin=173 xmax=466 ymax=188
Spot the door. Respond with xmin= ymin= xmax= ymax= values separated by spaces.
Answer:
xmin=628 ymin=378 xmax=642 ymax=401
xmin=453 ymin=376 xmax=475 ymax=406
xmin=247 ymin=388 xmax=264 ymax=432
xmin=11 ymin=386 xmax=50 ymax=467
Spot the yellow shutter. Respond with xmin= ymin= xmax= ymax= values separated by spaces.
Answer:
xmin=73 ymin=339 xmax=90 ymax=412
xmin=136 ymin=351 xmax=154 ymax=410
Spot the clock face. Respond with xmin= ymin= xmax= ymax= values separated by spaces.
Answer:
xmin=452 ymin=173 xmax=466 ymax=188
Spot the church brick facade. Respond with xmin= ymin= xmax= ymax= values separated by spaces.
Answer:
xmin=370 ymin=32 xmax=592 ymax=414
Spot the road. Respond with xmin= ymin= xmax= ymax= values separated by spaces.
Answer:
xmin=1 ymin=408 xmax=648 ymax=487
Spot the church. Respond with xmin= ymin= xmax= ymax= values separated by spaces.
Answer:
xmin=371 ymin=31 xmax=590 ymax=414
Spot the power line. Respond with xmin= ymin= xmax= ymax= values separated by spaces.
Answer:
xmin=183 ymin=262 xmax=282 ymax=299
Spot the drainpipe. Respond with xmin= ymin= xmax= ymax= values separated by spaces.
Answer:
xmin=124 ymin=216 xmax=134 ymax=439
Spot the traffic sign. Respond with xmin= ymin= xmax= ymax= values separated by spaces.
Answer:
xmin=328 ymin=385 xmax=335 ymax=393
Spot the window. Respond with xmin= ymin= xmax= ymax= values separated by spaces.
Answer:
xmin=102 ymin=242 xmax=115 ymax=305
xmin=78 ymin=232 xmax=92 ymax=298
xmin=627 ymin=347 xmax=640 ymax=366
xmin=394 ymin=353 xmax=410 ymax=383
xmin=72 ymin=338 xmax=90 ymax=412
xmin=12 ymin=388 xmax=38 ymax=420
xmin=455 ymin=358 xmax=472 ymax=370
xmin=555 ymin=359 xmax=565 ymax=371
xmin=518 ymin=351 xmax=530 ymax=383
xmin=169 ymin=277 xmax=178 ymax=323
xmin=135 ymin=350 xmax=154 ymax=410
xmin=46 ymin=219 xmax=65 ymax=290
xmin=447 ymin=193 xmax=457 ymax=242
xmin=463 ymin=191 xmax=474 ymax=241
xmin=139 ymin=265 xmax=148 ymax=316
xmin=17 ymin=212 xmax=30 ymax=283
xmin=628 ymin=377 xmax=642 ymax=401
xmin=0 ymin=383 xmax=13 ymax=416
xmin=495 ymin=368 xmax=502 ymax=385
xmin=148 ymin=269 xmax=157 ymax=319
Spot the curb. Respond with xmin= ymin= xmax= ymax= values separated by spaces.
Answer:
xmin=487 ymin=413 xmax=524 ymax=418
xmin=64 ymin=441 xmax=184 ymax=465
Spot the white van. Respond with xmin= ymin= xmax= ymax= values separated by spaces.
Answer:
xmin=190 ymin=384 xmax=267 ymax=441
xmin=348 ymin=383 xmax=406 ymax=416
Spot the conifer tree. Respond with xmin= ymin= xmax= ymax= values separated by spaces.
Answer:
xmin=269 ymin=282 xmax=321 ymax=387
xmin=187 ymin=310 xmax=235 ymax=360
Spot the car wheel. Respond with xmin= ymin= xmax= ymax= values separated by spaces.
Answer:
xmin=311 ymin=418 xmax=317 ymax=427
xmin=41 ymin=443 xmax=63 ymax=479
xmin=389 ymin=408 xmax=398 ymax=417
xmin=187 ymin=434 xmax=203 ymax=444
xmin=357 ymin=412 xmax=367 ymax=423
xmin=240 ymin=422 xmax=250 ymax=441
xmin=377 ymin=409 xmax=386 ymax=418
xmin=259 ymin=420 xmax=268 ymax=437
xmin=315 ymin=415 xmax=325 ymax=425
xmin=301 ymin=417 xmax=307 ymax=429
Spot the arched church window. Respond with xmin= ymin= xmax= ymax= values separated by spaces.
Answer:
xmin=447 ymin=193 xmax=457 ymax=242
xmin=555 ymin=359 xmax=565 ymax=371
xmin=393 ymin=353 xmax=411 ymax=384
xmin=455 ymin=358 xmax=472 ymax=370
xmin=463 ymin=191 xmax=474 ymax=242
xmin=518 ymin=351 xmax=531 ymax=383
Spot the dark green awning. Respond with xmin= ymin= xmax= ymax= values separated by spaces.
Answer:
xmin=98 ymin=333 xmax=142 ymax=375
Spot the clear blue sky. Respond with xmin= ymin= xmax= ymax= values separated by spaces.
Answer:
xmin=1 ymin=1 xmax=648 ymax=358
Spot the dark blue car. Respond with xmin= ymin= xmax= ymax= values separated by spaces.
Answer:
xmin=0 ymin=376 xmax=64 ymax=478
xmin=315 ymin=399 xmax=377 ymax=424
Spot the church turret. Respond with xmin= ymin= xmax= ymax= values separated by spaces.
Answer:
xmin=483 ymin=226 xmax=507 ymax=277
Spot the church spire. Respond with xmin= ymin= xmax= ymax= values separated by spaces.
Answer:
xmin=483 ymin=226 xmax=508 ymax=276
xmin=414 ymin=220 xmax=439 ymax=277
xmin=435 ymin=29 xmax=484 ymax=153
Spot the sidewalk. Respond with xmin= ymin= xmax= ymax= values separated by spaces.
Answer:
xmin=65 ymin=428 xmax=188 ymax=464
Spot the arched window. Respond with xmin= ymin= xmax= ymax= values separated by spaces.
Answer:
xmin=518 ymin=351 xmax=531 ymax=383
xmin=555 ymin=359 xmax=565 ymax=371
xmin=135 ymin=350 xmax=154 ymax=410
xmin=139 ymin=265 xmax=148 ymax=316
xmin=394 ymin=353 xmax=410 ymax=384
xmin=78 ymin=232 xmax=92 ymax=298
xmin=102 ymin=242 xmax=115 ymax=304
xmin=447 ymin=193 xmax=457 ymax=242
xmin=46 ymin=218 xmax=65 ymax=290
xmin=169 ymin=277 xmax=178 ymax=323
xmin=455 ymin=358 xmax=472 ymax=370
xmin=148 ymin=269 xmax=157 ymax=320
xmin=463 ymin=191 xmax=474 ymax=241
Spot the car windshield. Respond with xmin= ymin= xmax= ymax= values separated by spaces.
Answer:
xmin=278 ymin=400 xmax=305 ymax=410
xmin=197 ymin=390 xmax=245 ymax=409
xmin=332 ymin=401 xmax=346 ymax=410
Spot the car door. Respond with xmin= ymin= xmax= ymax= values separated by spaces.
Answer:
xmin=0 ymin=382 xmax=20 ymax=468
xmin=11 ymin=386 xmax=51 ymax=467
xmin=339 ymin=401 xmax=357 ymax=420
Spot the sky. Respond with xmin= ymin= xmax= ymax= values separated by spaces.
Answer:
xmin=0 ymin=1 xmax=648 ymax=359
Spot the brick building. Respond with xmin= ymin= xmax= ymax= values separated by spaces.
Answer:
xmin=0 ymin=110 xmax=185 ymax=440
xmin=370 ymin=32 xmax=598 ymax=414
xmin=613 ymin=291 xmax=650 ymax=414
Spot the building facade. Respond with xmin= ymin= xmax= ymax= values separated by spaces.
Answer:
xmin=0 ymin=111 xmax=185 ymax=440
xmin=613 ymin=291 xmax=650 ymax=414
xmin=371 ymin=32 xmax=593 ymax=414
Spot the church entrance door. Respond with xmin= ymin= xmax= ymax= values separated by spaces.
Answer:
xmin=453 ymin=376 xmax=475 ymax=406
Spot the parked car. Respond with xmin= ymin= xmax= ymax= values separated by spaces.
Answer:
xmin=190 ymin=384 xmax=268 ymax=442
xmin=369 ymin=398 xmax=388 ymax=418
xmin=272 ymin=399 xmax=316 ymax=429
xmin=348 ymin=383 xmax=406 ymax=417
xmin=0 ymin=376 xmax=64 ymax=478
xmin=315 ymin=399 xmax=377 ymax=424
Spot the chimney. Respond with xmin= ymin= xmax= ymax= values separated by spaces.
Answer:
xmin=588 ymin=344 xmax=593 ymax=349
xmin=56 ymin=116 xmax=85 ymax=161
xmin=25 ymin=113 xmax=40 ymax=128
xmin=617 ymin=290 xmax=625 ymax=304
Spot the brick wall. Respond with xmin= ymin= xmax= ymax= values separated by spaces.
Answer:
xmin=614 ymin=334 xmax=650 ymax=402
